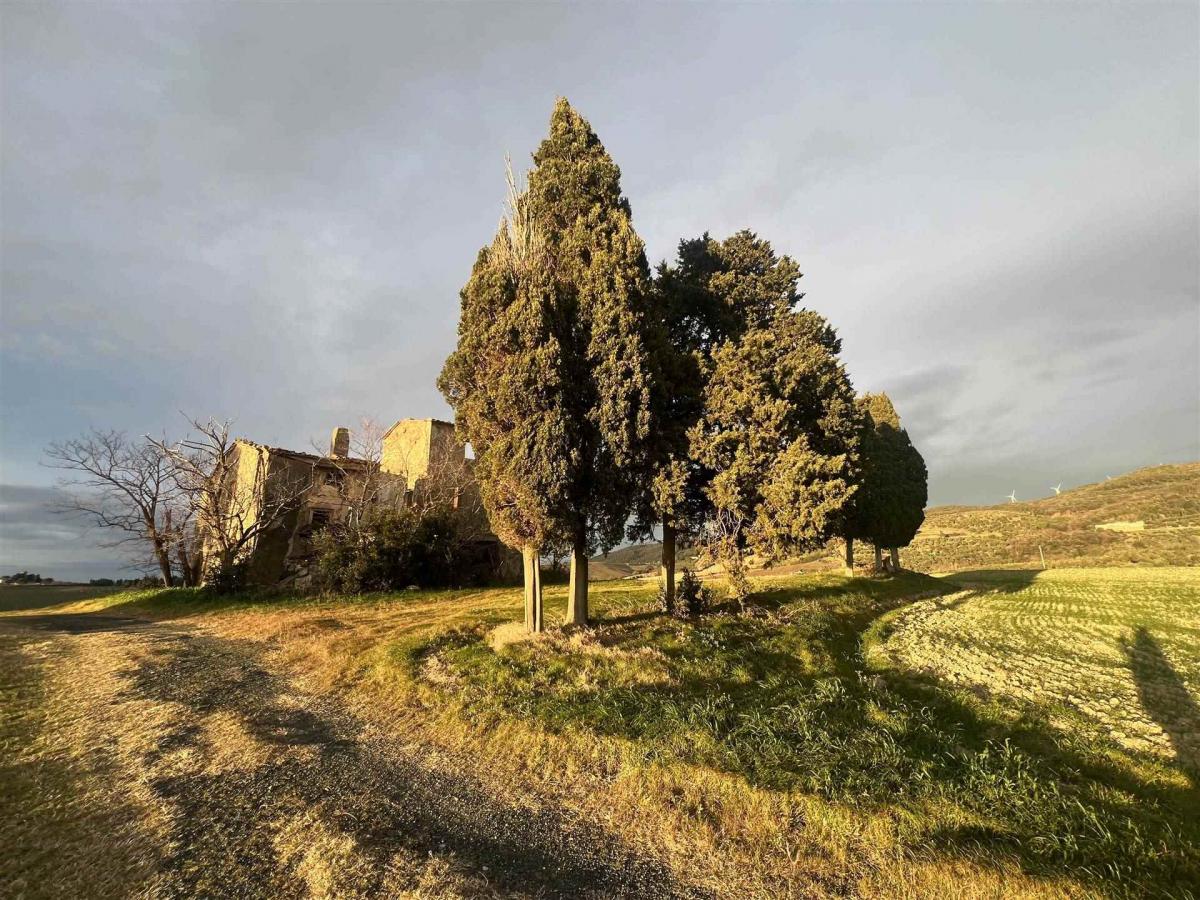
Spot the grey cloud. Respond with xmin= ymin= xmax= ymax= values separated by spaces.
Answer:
xmin=1 ymin=1 xmax=1197 ymax=544
xmin=0 ymin=484 xmax=131 ymax=581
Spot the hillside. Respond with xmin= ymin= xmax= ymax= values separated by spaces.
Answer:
xmin=590 ymin=542 xmax=698 ymax=580
xmin=594 ymin=462 xmax=1200 ymax=578
xmin=905 ymin=462 xmax=1200 ymax=571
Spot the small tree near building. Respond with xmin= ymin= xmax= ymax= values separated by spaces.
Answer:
xmin=152 ymin=418 xmax=314 ymax=592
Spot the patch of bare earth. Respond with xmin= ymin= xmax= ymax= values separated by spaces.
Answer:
xmin=0 ymin=611 xmax=705 ymax=899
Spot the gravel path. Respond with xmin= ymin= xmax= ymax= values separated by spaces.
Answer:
xmin=3 ymin=612 xmax=707 ymax=899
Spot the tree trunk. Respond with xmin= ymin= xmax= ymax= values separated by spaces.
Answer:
xmin=661 ymin=518 xmax=677 ymax=611
xmin=522 ymin=545 xmax=544 ymax=633
xmin=889 ymin=547 xmax=900 ymax=571
xmin=873 ymin=543 xmax=883 ymax=573
xmin=154 ymin=540 xmax=174 ymax=587
xmin=567 ymin=533 xmax=589 ymax=626
xmin=176 ymin=541 xmax=193 ymax=587
xmin=844 ymin=537 xmax=854 ymax=577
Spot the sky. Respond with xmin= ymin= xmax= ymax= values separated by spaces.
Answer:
xmin=1 ymin=2 xmax=1197 ymax=580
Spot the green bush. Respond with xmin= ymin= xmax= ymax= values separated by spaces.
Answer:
xmin=313 ymin=507 xmax=499 ymax=593
xmin=658 ymin=568 xmax=712 ymax=618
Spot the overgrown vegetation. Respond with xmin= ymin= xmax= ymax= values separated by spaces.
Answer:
xmin=657 ymin=568 xmax=711 ymax=618
xmin=313 ymin=506 xmax=500 ymax=592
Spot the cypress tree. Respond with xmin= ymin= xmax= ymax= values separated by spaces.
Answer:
xmin=843 ymin=393 xmax=928 ymax=573
xmin=443 ymin=99 xmax=655 ymax=629
xmin=524 ymin=98 xmax=655 ymax=626
xmin=439 ymin=172 xmax=569 ymax=632
xmin=635 ymin=231 xmax=801 ymax=605
xmin=691 ymin=307 xmax=859 ymax=603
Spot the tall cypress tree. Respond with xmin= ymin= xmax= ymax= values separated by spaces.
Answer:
xmin=444 ymin=99 xmax=655 ymax=629
xmin=842 ymin=393 xmax=928 ymax=572
xmin=439 ymin=175 xmax=570 ymax=632
xmin=524 ymin=98 xmax=655 ymax=626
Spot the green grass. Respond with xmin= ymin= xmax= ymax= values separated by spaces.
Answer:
xmin=8 ymin=565 xmax=1198 ymax=895
xmin=410 ymin=569 xmax=1199 ymax=896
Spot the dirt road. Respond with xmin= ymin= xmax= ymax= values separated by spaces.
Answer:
xmin=0 ymin=611 xmax=706 ymax=899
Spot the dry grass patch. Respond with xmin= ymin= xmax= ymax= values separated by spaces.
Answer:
xmin=0 ymin=627 xmax=171 ymax=898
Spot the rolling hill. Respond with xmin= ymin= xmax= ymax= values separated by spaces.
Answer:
xmin=593 ymin=462 xmax=1200 ymax=578
xmin=904 ymin=462 xmax=1200 ymax=571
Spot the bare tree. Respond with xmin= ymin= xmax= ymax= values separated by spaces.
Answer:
xmin=152 ymin=417 xmax=313 ymax=589
xmin=46 ymin=430 xmax=182 ymax=586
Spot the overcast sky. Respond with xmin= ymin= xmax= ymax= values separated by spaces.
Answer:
xmin=2 ymin=2 xmax=1197 ymax=579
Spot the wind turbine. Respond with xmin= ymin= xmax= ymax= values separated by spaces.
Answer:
xmin=1007 ymin=490 xmax=1017 ymax=504
xmin=1052 ymin=483 xmax=1062 ymax=495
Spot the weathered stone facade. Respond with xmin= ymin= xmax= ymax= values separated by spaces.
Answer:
xmin=221 ymin=419 xmax=510 ymax=587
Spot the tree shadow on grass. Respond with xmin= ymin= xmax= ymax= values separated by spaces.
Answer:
xmin=1126 ymin=627 xmax=1200 ymax=775
xmin=448 ymin=579 xmax=1200 ymax=894
xmin=941 ymin=568 xmax=1042 ymax=593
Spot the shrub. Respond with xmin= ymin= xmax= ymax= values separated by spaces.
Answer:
xmin=313 ymin=506 xmax=499 ymax=593
xmin=659 ymin=568 xmax=712 ymax=618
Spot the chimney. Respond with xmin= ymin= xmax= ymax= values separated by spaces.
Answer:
xmin=330 ymin=427 xmax=350 ymax=458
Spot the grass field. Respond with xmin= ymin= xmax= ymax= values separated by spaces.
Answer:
xmin=0 ymin=583 xmax=123 ymax=613
xmin=872 ymin=568 xmax=1199 ymax=767
xmin=2 ymin=568 xmax=1197 ymax=897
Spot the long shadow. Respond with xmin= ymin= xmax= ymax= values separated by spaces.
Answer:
xmin=121 ymin=625 xmax=704 ymax=898
xmin=1126 ymin=627 xmax=1200 ymax=775
xmin=446 ymin=580 xmax=1200 ymax=893
xmin=941 ymin=568 xmax=1041 ymax=593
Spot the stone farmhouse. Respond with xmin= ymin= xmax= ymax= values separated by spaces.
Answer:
xmin=220 ymin=418 xmax=512 ymax=587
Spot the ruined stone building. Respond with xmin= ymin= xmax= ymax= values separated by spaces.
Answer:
xmin=217 ymin=419 xmax=510 ymax=586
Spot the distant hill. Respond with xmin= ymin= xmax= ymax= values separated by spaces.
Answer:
xmin=905 ymin=463 xmax=1200 ymax=571
xmin=591 ymin=541 xmax=698 ymax=581
xmin=593 ymin=463 xmax=1200 ymax=579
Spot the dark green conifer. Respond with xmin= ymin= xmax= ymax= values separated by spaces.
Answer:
xmin=442 ymin=99 xmax=655 ymax=628
xmin=439 ymin=175 xmax=569 ymax=631
xmin=636 ymin=231 xmax=803 ymax=605
xmin=524 ymin=98 xmax=656 ymax=625
xmin=690 ymin=307 xmax=859 ymax=603
xmin=843 ymin=393 xmax=927 ymax=572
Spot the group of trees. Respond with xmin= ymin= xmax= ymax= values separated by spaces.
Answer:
xmin=1 ymin=572 xmax=52 ymax=584
xmin=442 ymin=98 xmax=928 ymax=632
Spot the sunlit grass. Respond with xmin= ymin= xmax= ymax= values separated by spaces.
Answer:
xmin=400 ymin=569 xmax=1199 ymax=896
xmin=5 ymin=568 xmax=1197 ymax=897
